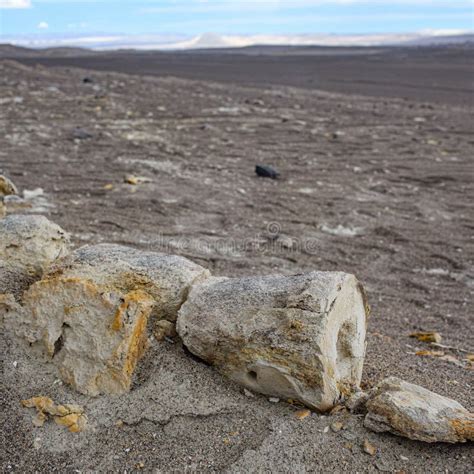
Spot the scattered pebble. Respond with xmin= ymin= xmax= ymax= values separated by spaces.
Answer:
xmin=243 ymin=388 xmax=255 ymax=398
xmin=330 ymin=421 xmax=344 ymax=432
xmin=124 ymin=175 xmax=152 ymax=185
xmin=255 ymin=164 xmax=280 ymax=179
xmin=268 ymin=397 xmax=280 ymax=403
xmin=363 ymin=439 xmax=377 ymax=456
xmin=409 ymin=331 xmax=441 ymax=343
xmin=294 ymin=409 xmax=311 ymax=420
xmin=72 ymin=128 xmax=93 ymax=140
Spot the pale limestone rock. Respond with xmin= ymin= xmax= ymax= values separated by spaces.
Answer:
xmin=364 ymin=377 xmax=474 ymax=443
xmin=0 ymin=214 xmax=70 ymax=278
xmin=46 ymin=243 xmax=211 ymax=322
xmin=177 ymin=272 xmax=369 ymax=411
xmin=8 ymin=244 xmax=210 ymax=396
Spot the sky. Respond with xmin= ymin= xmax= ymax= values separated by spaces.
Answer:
xmin=0 ymin=0 xmax=473 ymax=46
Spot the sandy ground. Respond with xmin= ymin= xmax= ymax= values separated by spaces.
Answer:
xmin=0 ymin=53 xmax=473 ymax=472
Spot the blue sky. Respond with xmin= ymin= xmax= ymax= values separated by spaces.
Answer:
xmin=0 ymin=1 xmax=473 ymax=39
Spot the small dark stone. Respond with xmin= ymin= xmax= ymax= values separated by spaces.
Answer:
xmin=72 ymin=128 xmax=93 ymax=140
xmin=83 ymin=77 xmax=93 ymax=84
xmin=255 ymin=165 xmax=280 ymax=179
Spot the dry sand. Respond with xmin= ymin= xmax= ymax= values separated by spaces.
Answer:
xmin=0 ymin=47 xmax=473 ymax=472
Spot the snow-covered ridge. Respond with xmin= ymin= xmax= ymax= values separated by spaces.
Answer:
xmin=2 ymin=31 xmax=473 ymax=50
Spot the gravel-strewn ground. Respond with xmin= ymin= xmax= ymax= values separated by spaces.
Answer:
xmin=0 ymin=55 xmax=473 ymax=472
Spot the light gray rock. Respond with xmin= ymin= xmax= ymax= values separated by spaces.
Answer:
xmin=7 ymin=244 xmax=210 ymax=396
xmin=47 ymin=243 xmax=211 ymax=321
xmin=0 ymin=214 xmax=70 ymax=278
xmin=177 ymin=272 xmax=369 ymax=411
xmin=0 ymin=174 xmax=18 ymax=196
xmin=364 ymin=377 xmax=474 ymax=443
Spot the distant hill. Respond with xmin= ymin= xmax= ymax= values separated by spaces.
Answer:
xmin=0 ymin=43 xmax=98 ymax=58
xmin=406 ymin=34 xmax=474 ymax=46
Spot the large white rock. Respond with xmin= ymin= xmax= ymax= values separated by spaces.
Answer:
xmin=177 ymin=272 xmax=369 ymax=411
xmin=8 ymin=244 xmax=210 ymax=396
xmin=364 ymin=377 xmax=474 ymax=443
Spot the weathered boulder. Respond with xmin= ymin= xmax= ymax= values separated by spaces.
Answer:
xmin=177 ymin=272 xmax=369 ymax=411
xmin=364 ymin=377 xmax=474 ymax=443
xmin=0 ymin=214 xmax=70 ymax=278
xmin=0 ymin=215 xmax=70 ymax=298
xmin=8 ymin=244 xmax=210 ymax=396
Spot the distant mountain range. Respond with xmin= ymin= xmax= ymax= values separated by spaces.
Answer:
xmin=0 ymin=31 xmax=473 ymax=53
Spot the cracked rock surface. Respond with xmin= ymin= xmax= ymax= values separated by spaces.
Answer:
xmin=364 ymin=377 xmax=474 ymax=443
xmin=178 ymin=272 xmax=368 ymax=411
xmin=6 ymin=243 xmax=209 ymax=396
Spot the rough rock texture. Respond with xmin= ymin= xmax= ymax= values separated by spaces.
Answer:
xmin=21 ymin=396 xmax=87 ymax=433
xmin=8 ymin=244 xmax=210 ymax=396
xmin=364 ymin=377 xmax=474 ymax=443
xmin=177 ymin=272 xmax=369 ymax=411
xmin=49 ymin=243 xmax=210 ymax=320
xmin=0 ymin=174 xmax=18 ymax=196
xmin=0 ymin=214 xmax=70 ymax=278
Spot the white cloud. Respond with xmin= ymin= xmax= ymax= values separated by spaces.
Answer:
xmin=37 ymin=21 xmax=49 ymax=29
xmin=0 ymin=0 xmax=31 ymax=9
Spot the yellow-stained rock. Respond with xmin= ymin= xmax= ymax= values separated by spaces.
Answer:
xmin=8 ymin=244 xmax=210 ymax=396
xmin=22 ymin=396 xmax=87 ymax=433
xmin=364 ymin=377 xmax=474 ymax=443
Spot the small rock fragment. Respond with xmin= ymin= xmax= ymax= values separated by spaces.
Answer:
xmin=269 ymin=397 xmax=280 ymax=403
xmin=21 ymin=396 xmax=87 ymax=433
xmin=72 ymin=127 xmax=93 ymax=140
xmin=177 ymin=272 xmax=369 ymax=411
xmin=243 ymin=388 xmax=255 ymax=398
xmin=409 ymin=331 xmax=441 ymax=343
xmin=0 ymin=175 xmax=18 ymax=196
xmin=295 ymin=409 xmax=311 ymax=420
xmin=331 ymin=421 xmax=344 ymax=432
xmin=124 ymin=175 xmax=152 ymax=185
xmin=364 ymin=377 xmax=474 ymax=443
xmin=345 ymin=389 xmax=370 ymax=413
xmin=153 ymin=319 xmax=177 ymax=341
xmin=255 ymin=165 xmax=279 ymax=179
xmin=362 ymin=439 xmax=377 ymax=456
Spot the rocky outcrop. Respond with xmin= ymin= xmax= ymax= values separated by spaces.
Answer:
xmin=7 ymin=244 xmax=210 ymax=396
xmin=0 ymin=214 xmax=70 ymax=298
xmin=177 ymin=272 xmax=369 ymax=411
xmin=364 ymin=377 xmax=474 ymax=443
